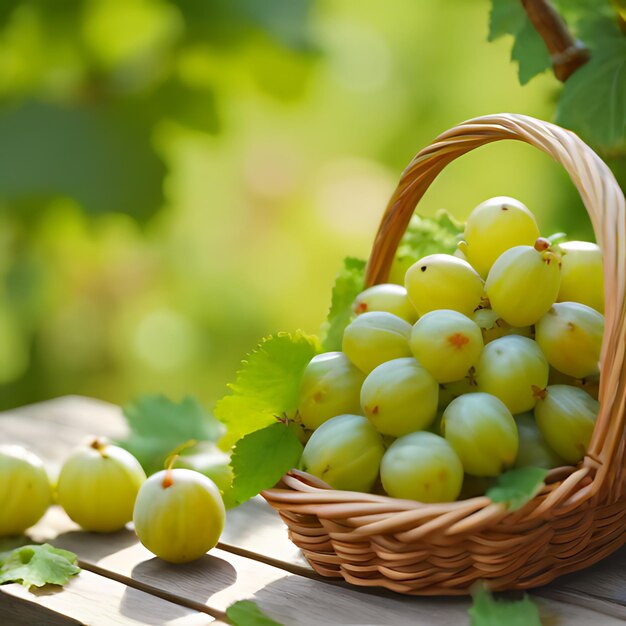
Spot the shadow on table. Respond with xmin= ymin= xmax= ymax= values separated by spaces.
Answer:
xmin=125 ymin=553 xmax=237 ymax=613
xmin=52 ymin=527 xmax=138 ymax=562
xmin=119 ymin=585 xmax=210 ymax=625
xmin=248 ymin=574 xmax=471 ymax=626
xmin=541 ymin=544 xmax=626 ymax=604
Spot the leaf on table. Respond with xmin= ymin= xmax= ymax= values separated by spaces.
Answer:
xmin=469 ymin=585 xmax=541 ymax=626
xmin=320 ymin=257 xmax=366 ymax=352
xmin=0 ymin=544 xmax=80 ymax=589
xmin=119 ymin=395 xmax=225 ymax=475
xmin=486 ymin=467 xmax=548 ymax=511
xmin=230 ymin=422 xmax=303 ymax=505
xmin=488 ymin=0 xmax=551 ymax=85
xmin=555 ymin=22 xmax=626 ymax=152
xmin=226 ymin=599 xmax=283 ymax=626
xmin=215 ymin=331 xmax=319 ymax=448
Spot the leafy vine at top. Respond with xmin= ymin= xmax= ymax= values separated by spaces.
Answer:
xmin=490 ymin=0 xmax=626 ymax=154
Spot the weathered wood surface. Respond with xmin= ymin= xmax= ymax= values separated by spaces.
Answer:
xmin=1 ymin=568 xmax=216 ymax=626
xmin=1 ymin=396 xmax=625 ymax=625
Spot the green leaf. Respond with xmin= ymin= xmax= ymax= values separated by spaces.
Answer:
xmin=226 ymin=600 xmax=283 ymax=626
xmin=546 ymin=231 xmax=568 ymax=245
xmin=511 ymin=19 xmax=552 ymax=85
xmin=173 ymin=0 xmax=315 ymax=53
xmin=487 ymin=467 xmax=548 ymax=511
xmin=390 ymin=210 xmax=464 ymax=283
xmin=0 ymin=101 xmax=165 ymax=219
xmin=398 ymin=210 xmax=463 ymax=258
xmin=553 ymin=0 xmax=614 ymax=28
xmin=174 ymin=441 xmax=236 ymax=508
xmin=119 ymin=395 xmax=225 ymax=475
xmin=321 ymin=257 xmax=366 ymax=352
xmin=0 ymin=544 xmax=80 ymax=589
xmin=487 ymin=0 xmax=551 ymax=84
xmin=214 ymin=395 xmax=277 ymax=450
xmin=488 ymin=0 xmax=526 ymax=41
xmin=229 ymin=332 xmax=320 ymax=408
xmin=233 ymin=0 xmax=315 ymax=51
xmin=555 ymin=28 xmax=626 ymax=151
xmin=230 ymin=422 xmax=303 ymax=505
xmin=575 ymin=13 xmax=623 ymax=48
xmin=154 ymin=79 xmax=220 ymax=134
xmin=215 ymin=331 xmax=319 ymax=447
xmin=469 ymin=586 xmax=541 ymax=626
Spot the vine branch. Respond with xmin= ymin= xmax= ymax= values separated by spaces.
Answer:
xmin=521 ymin=0 xmax=590 ymax=81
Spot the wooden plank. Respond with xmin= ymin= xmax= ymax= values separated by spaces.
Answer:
xmin=27 ymin=506 xmax=625 ymax=626
xmin=3 ymin=396 xmax=626 ymax=624
xmin=0 ymin=568 xmax=215 ymax=626
xmin=223 ymin=499 xmax=626 ymax=619
xmin=0 ymin=591 xmax=82 ymax=626
xmin=28 ymin=508 xmax=472 ymax=626
xmin=221 ymin=497 xmax=310 ymax=573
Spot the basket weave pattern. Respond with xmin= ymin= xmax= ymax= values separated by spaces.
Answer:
xmin=262 ymin=114 xmax=626 ymax=594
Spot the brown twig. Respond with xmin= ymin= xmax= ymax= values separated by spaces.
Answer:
xmin=521 ymin=0 xmax=590 ymax=81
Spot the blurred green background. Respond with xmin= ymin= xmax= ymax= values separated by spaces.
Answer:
xmin=0 ymin=0 xmax=598 ymax=411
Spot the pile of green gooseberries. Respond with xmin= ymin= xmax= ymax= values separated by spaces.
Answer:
xmin=0 ymin=440 xmax=225 ymax=563
xmin=297 ymin=197 xmax=603 ymax=503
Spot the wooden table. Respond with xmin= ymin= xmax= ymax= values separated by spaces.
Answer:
xmin=1 ymin=397 xmax=625 ymax=625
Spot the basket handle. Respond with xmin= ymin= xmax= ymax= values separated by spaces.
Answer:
xmin=365 ymin=113 xmax=626 ymax=478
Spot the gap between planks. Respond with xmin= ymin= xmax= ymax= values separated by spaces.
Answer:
xmin=0 ymin=567 xmax=217 ymax=626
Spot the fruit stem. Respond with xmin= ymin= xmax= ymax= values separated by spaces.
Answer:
xmin=162 ymin=439 xmax=198 ymax=489
xmin=90 ymin=438 xmax=107 ymax=455
xmin=532 ymin=385 xmax=548 ymax=400
xmin=162 ymin=453 xmax=178 ymax=489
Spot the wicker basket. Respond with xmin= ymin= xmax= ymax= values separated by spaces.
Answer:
xmin=261 ymin=113 xmax=626 ymax=595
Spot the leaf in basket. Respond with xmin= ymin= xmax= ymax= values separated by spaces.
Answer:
xmin=230 ymin=422 xmax=303 ymax=505
xmin=469 ymin=586 xmax=541 ymax=626
xmin=486 ymin=467 xmax=548 ymax=511
xmin=227 ymin=600 xmax=283 ymax=626
xmin=215 ymin=331 xmax=320 ymax=448
xmin=228 ymin=331 xmax=320 ymax=406
xmin=321 ymin=257 xmax=366 ymax=352
xmin=488 ymin=0 xmax=551 ymax=85
xmin=555 ymin=18 xmax=626 ymax=152
xmin=389 ymin=210 xmax=464 ymax=284
xmin=119 ymin=395 xmax=224 ymax=475
xmin=215 ymin=396 xmax=277 ymax=450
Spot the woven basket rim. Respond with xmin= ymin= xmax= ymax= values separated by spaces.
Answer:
xmin=262 ymin=113 xmax=626 ymax=594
